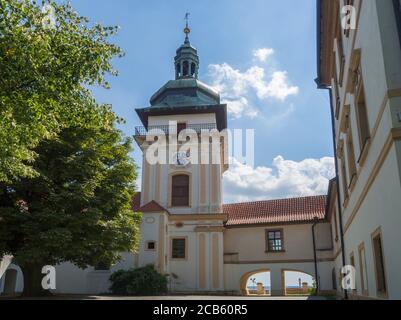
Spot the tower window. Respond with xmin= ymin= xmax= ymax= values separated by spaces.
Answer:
xmin=183 ymin=61 xmax=189 ymax=77
xmin=171 ymin=174 xmax=189 ymax=207
xmin=177 ymin=122 xmax=187 ymax=135
xmin=191 ymin=62 xmax=196 ymax=77
xmin=176 ymin=63 xmax=181 ymax=78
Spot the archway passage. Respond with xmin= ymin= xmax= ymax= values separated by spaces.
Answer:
xmin=240 ymin=270 xmax=271 ymax=296
xmin=283 ymin=270 xmax=315 ymax=296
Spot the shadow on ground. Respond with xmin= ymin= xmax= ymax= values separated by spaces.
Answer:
xmin=0 ymin=295 xmax=329 ymax=300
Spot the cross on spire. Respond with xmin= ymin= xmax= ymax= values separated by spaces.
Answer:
xmin=185 ymin=12 xmax=190 ymax=27
xmin=174 ymin=12 xmax=199 ymax=79
xmin=184 ymin=12 xmax=191 ymax=43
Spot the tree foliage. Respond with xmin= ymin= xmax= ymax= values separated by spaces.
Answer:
xmin=0 ymin=123 xmax=141 ymax=295
xmin=0 ymin=0 xmax=123 ymax=182
xmin=0 ymin=0 xmax=141 ymax=296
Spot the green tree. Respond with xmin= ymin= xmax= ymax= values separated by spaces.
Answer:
xmin=0 ymin=122 xmax=141 ymax=296
xmin=0 ymin=0 xmax=122 ymax=182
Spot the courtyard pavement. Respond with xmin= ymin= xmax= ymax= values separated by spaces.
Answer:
xmin=90 ymin=295 xmax=328 ymax=300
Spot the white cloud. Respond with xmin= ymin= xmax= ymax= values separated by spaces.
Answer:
xmin=223 ymin=156 xmax=335 ymax=203
xmin=223 ymin=97 xmax=258 ymax=119
xmin=207 ymin=54 xmax=298 ymax=119
xmin=260 ymin=71 xmax=299 ymax=101
xmin=253 ymin=48 xmax=274 ymax=62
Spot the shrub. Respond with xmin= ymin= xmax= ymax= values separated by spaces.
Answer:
xmin=308 ymin=287 xmax=318 ymax=296
xmin=109 ymin=265 xmax=168 ymax=296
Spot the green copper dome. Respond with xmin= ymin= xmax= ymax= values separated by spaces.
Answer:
xmin=135 ymin=18 xmax=227 ymax=131
xmin=150 ymin=78 xmax=220 ymax=107
xmin=148 ymin=21 xmax=220 ymax=108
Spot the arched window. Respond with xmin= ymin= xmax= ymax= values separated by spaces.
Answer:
xmin=191 ymin=62 xmax=196 ymax=77
xmin=183 ymin=61 xmax=189 ymax=77
xmin=176 ymin=63 xmax=181 ymax=78
xmin=172 ymin=175 xmax=189 ymax=207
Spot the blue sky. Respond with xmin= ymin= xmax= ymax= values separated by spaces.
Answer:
xmin=70 ymin=0 xmax=335 ymax=203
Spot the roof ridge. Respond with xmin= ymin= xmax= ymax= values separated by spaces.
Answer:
xmin=223 ymin=194 xmax=327 ymax=207
xmin=224 ymin=195 xmax=327 ymax=226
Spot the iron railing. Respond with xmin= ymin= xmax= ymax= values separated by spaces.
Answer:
xmin=135 ymin=123 xmax=218 ymax=137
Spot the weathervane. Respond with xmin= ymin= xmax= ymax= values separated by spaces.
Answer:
xmin=184 ymin=12 xmax=191 ymax=42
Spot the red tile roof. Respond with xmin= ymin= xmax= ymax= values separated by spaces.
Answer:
xmin=131 ymin=192 xmax=327 ymax=226
xmin=223 ymin=196 xmax=327 ymax=227
xmin=140 ymin=201 xmax=170 ymax=213
xmin=131 ymin=193 xmax=170 ymax=214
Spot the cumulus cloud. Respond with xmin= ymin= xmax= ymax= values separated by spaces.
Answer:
xmin=207 ymin=51 xmax=298 ymax=119
xmin=223 ymin=156 xmax=335 ymax=203
xmin=261 ymin=71 xmax=299 ymax=101
xmin=223 ymin=97 xmax=258 ymax=119
xmin=253 ymin=48 xmax=274 ymax=62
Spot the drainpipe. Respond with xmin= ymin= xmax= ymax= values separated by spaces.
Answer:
xmin=312 ymin=217 xmax=320 ymax=293
xmin=316 ymin=83 xmax=348 ymax=300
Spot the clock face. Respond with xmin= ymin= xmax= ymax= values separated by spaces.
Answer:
xmin=173 ymin=151 xmax=190 ymax=166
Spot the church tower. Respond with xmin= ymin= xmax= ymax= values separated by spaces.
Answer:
xmin=134 ymin=18 xmax=228 ymax=292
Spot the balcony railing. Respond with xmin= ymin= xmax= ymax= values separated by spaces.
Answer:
xmin=134 ymin=123 xmax=218 ymax=137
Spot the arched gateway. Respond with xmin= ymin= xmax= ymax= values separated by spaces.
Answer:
xmin=239 ymin=269 xmax=270 ymax=296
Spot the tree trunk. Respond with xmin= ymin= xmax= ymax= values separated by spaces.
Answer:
xmin=20 ymin=263 xmax=49 ymax=297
